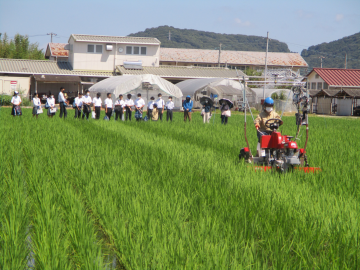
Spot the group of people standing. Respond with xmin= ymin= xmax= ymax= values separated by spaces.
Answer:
xmin=13 ymin=87 xmax=231 ymax=125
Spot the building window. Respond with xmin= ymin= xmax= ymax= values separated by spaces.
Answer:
xmin=315 ymin=74 xmax=319 ymax=79
xmin=317 ymin=82 xmax=322 ymax=90
xmin=88 ymin=44 xmax=102 ymax=53
xmin=311 ymin=82 xmax=316 ymax=89
xmin=126 ymin=46 xmax=147 ymax=55
xmin=96 ymin=45 xmax=102 ymax=53
xmin=307 ymin=82 xmax=310 ymax=89
xmin=88 ymin=44 xmax=94 ymax=53
xmin=323 ymin=82 xmax=328 ymax=89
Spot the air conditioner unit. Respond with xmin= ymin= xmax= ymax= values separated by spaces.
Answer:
xmin=106 ymin=45 xmax=113 ymax=51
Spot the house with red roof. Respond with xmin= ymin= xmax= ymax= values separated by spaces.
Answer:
xmin=45 ymin=43 xmax=69 ymax=62
xmin=305 ymin=68 xmax=360 ymax=115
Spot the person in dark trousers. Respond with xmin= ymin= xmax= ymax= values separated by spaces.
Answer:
xmin=202 ymin=100 xmax=212 ymax=124
xmin=156 ymin=93 xmax=165 ymax=121
xmin=82 ymin=90 xmax=92 ymax=120
xmin=134 ymin=93 xmax=145 ymax=121
xmin=114 ymin=94 xmax=125 ymax=120
xmin=183 ymin=95 xmax=193 ymax=122
xmin=11 ymin=91 xmax=22 ymax=117
xmin=220 ymin=102 xmax=230 ymax=125
xmin=147 ymin=96 xmax=155 ymax=119
xmin=125 ymin=93 xmax=134 ymax=121
xmin=166 ymin=96 xmax=174 ymax=121
xmin=58 ymin=87 xmax=67 ymax=119
xmin=92 ymin=92 xmax=102 ymax=120
xmin=74 ymin=92 xmax=83 ymax=118
xmin=104 ymin=93 xmax=113 ymax=120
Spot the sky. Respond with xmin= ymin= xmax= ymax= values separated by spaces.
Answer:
xmin=0 ymin=0 xmax=359 ymax=54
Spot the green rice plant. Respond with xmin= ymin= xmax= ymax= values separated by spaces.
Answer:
xmin=0 ymin=120 xmax=30 ymax=269
xmin=0 ymin=108 xmax=359 ymax=269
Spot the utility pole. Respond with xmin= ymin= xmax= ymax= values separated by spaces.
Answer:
xmin=218 ymin=43 xmax=222 ymax=68
xmin=47 ymin=32 xmax=57 ymax=43
xmin=169 ymin=30 xmax=171 ymax=41
xmin=263 ymin=32 xmax=269 ymax=100
xmin=345 ymin=53 xmax=347 ymax=69
xmin=319 ymin=56 xmax=325 ymax=68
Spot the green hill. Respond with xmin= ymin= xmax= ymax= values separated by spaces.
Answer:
xmin=301 ymin=32 xmax=360 ymax=70
xmin=128 ymin=25 xmax=290 ymax=52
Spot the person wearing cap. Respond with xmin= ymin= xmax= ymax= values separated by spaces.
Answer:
xmin=183 ymin=95 xmax=193 ymax=122
xmin=82 ymin=90 xmax=92 ymax=120
xmin=114 ymin=94 xmax=125 ymax=121
xmin=74 ymin=92 xmax=83 ymax=119
xmin=92 ymin=92 xmax=102 ymax=120
xmin=155 ymin=93 xmax=165 ymax=121
xmin=134 ymin=93 xmax=145 ymax=121
xmin=104 ymin=93 xmax=113 ymax=120
xmin=58 ymin=87 xmax=67 ymax=119
xmin=254 ymin=97 xmax=283 ymax=155
xmin=166 ymin=96 xmax=174 ymax=122
xmin=32 ymin=92 xmax=41 ymax=118
xmin=11 ymin=91 xmax=22 ymax=116
xmin=147 ymin=96 xmax=155 ymax=119
xmin=46 ymin=93 xmax=56 ymax=118
xmin=124 ymin=93 xmax=134 ymax=121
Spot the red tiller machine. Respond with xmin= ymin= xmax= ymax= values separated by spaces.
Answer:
xmin=238 ymin=84 xmax=321 ymax=173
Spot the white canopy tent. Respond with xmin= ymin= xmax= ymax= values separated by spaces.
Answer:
xmin=176 ymin=78 xmax=254 ymax=109
xmin=89 ymin=74 xmax=183 ymax=109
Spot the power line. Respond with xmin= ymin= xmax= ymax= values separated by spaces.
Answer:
xmin=47 ymin=33 xmax=57 ymax=43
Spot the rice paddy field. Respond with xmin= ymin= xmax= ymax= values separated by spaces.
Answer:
xmin=0 ymin=107 xmax=359 ymax=269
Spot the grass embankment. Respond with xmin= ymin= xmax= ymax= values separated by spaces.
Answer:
xmin=0 ymin=108 xmax=359 ymax=269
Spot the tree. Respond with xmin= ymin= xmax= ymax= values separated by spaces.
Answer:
xmin=0 ymin=33 xmax=45 ymax=60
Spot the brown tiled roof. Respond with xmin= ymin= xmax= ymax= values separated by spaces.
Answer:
xmin=48 ymin=43 xmax=69 ymax=57
xmin=0 ymin=58 xmax=112 ymax=77
xmin=160 ymin=48 xmax=308 ymax=67
xmin=117 ymin=65 xmax=246 ymax=79
xmin=70 ymin=34 xmax=160 ymax=45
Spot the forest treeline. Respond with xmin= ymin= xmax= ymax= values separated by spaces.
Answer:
xmin=0 ymin=33 xmax=44 ymax=60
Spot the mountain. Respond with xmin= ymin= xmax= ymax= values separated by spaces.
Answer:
xmin=128 ymin=26 xmax=290 ymax=52
xmin=301 ymin=32 xmax=360 ymax=70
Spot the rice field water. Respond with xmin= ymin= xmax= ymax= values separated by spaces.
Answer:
xmin=0 ymin=108 xmax=359 ymax=269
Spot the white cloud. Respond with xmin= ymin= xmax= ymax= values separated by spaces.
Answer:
xmin=335 ymin=14 xmax=344 ymax=22
xmin=297 ymin=10 xmax=313 ymax=19
xmin=234 ymin=18 xmax=251 ymax=27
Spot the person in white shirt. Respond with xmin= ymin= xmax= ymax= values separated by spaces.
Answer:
xmin=166 ymin=96 xmax=175 ymax=122
xmin=114 ymin=94 xmax=125 ymax=121
xmin=147 ymin=96 xmax=155 ymax=119
xmin=156 ymin=93 xmax=165 ymax=121
xmin=74 ymin=92 xmax=83 ymax=119
xmin=92 ymin=92 xmax=102 ymax=120
xmin=46 ymin=93 xmax=56 ymax=118
xmin=32 ymin=92 xmax=41 ymax=118
xmin=134 ymin=93 xmax=145 ymax=121
xmin=11 ymin=91 xmax=22 ymax=116
xmin=124 ymin=93 xmax=134 ymax=121
xmin=104 ymin=93 xmax=113 ymax=120
xmin=82 ymin=90 xmax=92 ymax=120
xmin=58 ymin=87 xmax=67 ymax=119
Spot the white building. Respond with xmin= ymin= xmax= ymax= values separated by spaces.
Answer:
xmin=68 ymin=34 xmax=161 ymax=72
